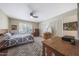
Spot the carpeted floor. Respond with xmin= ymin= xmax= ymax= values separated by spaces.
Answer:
xmin=7 ymin=37 xmax=43 ymax=56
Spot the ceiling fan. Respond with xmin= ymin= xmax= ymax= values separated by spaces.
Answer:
xmin=28 ymin=4 xmax=38 ymax=18
xmin=30 ymin=11 xmax=38 ymax=18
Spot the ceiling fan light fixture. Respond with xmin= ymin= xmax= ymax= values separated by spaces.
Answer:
xmin=30 ymin=11 xmax=38 ymax=18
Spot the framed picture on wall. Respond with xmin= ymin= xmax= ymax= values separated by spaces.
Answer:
xmin=63 ymin=21 xmax=78 ymax=31
xmin=11 ymin=25 xmax=17 ymax=30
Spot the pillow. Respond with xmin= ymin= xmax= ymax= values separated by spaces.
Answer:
xmin=6 ymin=33 xmax=11 ymax=37
xmin=4 ymin=33 xmax=11 ymax=39
xmin=10 ymin=30 xmax=18 ymax=35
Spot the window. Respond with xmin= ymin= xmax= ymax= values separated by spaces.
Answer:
xmin=19 ymin=22 xmax=32 ymax=34
xmin=43 ymin=23 xmax=52 ymax=33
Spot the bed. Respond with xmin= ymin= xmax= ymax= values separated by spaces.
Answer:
xmin=0 ymin=33 xmax=34 ymax=50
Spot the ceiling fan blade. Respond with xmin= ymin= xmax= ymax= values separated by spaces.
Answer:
xmin=33 ymin=16 xmax=38 ymax=18
xmin=30 ymin=11 xmax=38 ymax=18
xmin=30 ymin=12 xmax=33 ymax=16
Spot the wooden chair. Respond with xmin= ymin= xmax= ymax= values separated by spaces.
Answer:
xmin=43 ymin=32 xmax=52 ymax=40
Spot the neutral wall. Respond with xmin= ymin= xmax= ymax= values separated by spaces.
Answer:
xmin=39 ymin=9 xmax=78 ymax=39
xmin=0 ymin=10 xmax=9 ymax=34
xmin=0 ymin=10 xmax=9 ymax=29
xmin=8 ymin=18 xmax=39 ymax=31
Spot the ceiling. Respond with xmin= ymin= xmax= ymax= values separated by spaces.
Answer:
xmin=0 ymin=3 xmax=77 ymax=22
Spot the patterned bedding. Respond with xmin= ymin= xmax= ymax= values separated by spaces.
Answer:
xmin=0 ymin=34 xmax=34 ymax=50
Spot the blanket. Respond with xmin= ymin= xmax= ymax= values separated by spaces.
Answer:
xmin=0 ymin=34 xmax=34 ymax=50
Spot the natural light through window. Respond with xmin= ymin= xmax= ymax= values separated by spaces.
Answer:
xmin=19 ymin=22 xmax=32 ymax=34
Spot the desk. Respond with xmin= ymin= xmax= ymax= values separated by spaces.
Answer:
xmin=42 ymin=37 xmax=79 ymax=56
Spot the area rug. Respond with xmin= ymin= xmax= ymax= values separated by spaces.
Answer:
xmin=7 ymin=37 xmax=42 ymax=56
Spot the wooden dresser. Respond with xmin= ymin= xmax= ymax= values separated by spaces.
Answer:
xmin=32 ymin=29 xmax=39 ymax=37
xmin=42 ymin=37 xmax=79 ymax=56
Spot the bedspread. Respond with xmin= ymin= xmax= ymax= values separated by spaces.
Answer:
xmin=0 ymin=35 xmax=34 ymax=50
